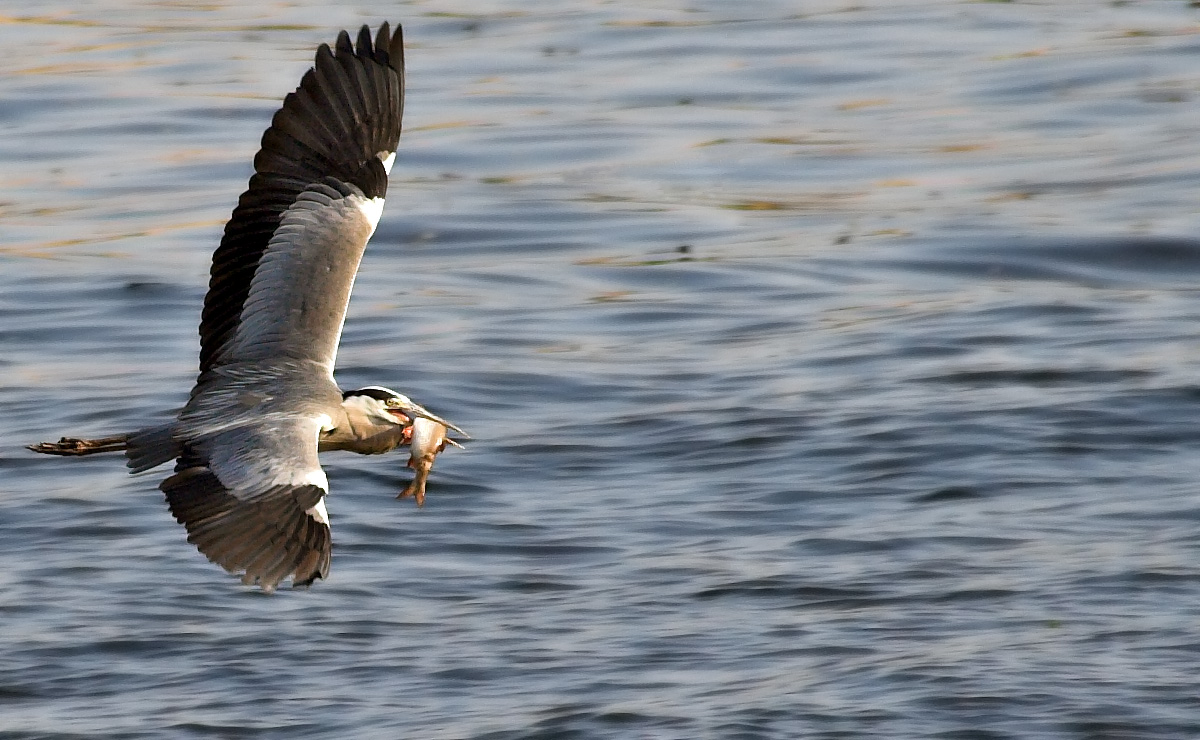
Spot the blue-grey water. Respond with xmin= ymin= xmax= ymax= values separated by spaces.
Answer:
xmin=4 ymin=2 xmax=1200 ymax=737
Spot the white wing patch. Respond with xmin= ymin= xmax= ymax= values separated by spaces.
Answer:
xmin=297 ymin=468 xmax=330 ymax=492
xmin=306 ymin=498 xmax=329 ymax=526
xmin=356 ymin=195 xmax=386 ymax=236
xmin=378 ymin=151 xmax=396 ymax=175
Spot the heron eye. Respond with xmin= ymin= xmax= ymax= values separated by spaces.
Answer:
xmin=385 ymin=398 xmax=401 ymax=408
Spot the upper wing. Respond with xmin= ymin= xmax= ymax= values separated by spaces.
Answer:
xmin=161 ymin=416 xmax=333 ymax=591
xmin=220 ymin=179 xmax=381 ymax=369
xmin=200 ymin=23 xmax=405 ymax=372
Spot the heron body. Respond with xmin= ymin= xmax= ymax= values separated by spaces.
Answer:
xmin=28 ymin=22 xmax=466 ymax=592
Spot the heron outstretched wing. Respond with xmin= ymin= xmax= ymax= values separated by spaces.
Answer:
xmin=162 ymin=416 xmax=333 ymax=590
xmin=199 ymin=23 xmax=405 ymax=372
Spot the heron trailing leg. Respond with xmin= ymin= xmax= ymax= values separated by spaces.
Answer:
xmin=27 ymin=435 xmax=129 ymax=456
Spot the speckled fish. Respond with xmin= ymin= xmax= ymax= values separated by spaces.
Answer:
xmin=399 ymin=416 xmax=462 ymax=506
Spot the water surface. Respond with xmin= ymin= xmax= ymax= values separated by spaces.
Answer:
xmin=4 ymin=2 xmax=1200 ymax=738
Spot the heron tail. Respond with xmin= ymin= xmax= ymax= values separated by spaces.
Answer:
xmin=124 ymin=424 xmax=180 ymax=473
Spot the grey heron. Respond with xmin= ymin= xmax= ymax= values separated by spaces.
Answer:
xmin=27 ymin=22 xmax=466 ymax=592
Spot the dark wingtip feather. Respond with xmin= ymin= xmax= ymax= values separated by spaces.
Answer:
xmin=374 ymin=22 xmax=391 ymax=65
xmin=388 ymin=24 xmax=404 ymax=73
xmin=356 ymin=24 xmax=373 ymax=59
xmin=315 ymin=41 xmax=335 ymax=68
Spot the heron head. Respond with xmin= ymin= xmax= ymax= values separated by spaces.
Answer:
xmin=341 ymin=386 xmax=466 ymax=436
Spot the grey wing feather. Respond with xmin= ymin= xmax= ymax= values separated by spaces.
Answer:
xmin=201 ymin=417 xmax=328 ymax=495
xmin=220 ymin=179 xmax=380 ymax=369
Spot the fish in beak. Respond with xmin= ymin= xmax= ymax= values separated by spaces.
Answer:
xmin=398 ymin=416 xmax=464 ymax=506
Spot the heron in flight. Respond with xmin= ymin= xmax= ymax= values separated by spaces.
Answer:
xmin=28 ymin=22 xmax=466 ymax=591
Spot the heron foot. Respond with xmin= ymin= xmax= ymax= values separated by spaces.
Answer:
xmin=27 ymin=435 xmax=129 ymax=456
